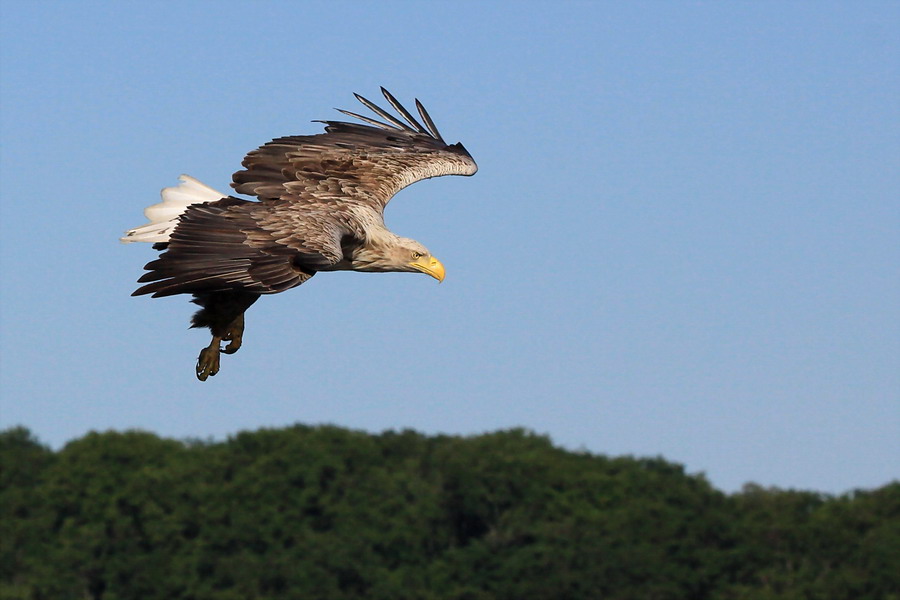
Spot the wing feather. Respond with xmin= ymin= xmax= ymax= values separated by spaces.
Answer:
xmin=352 ymin=92 xmax=412 ymax=131
xmin=379 ymin=87 xmax=428 ymax=134
xmin=415 ymin=98 xmax=445 ymax=142
xmin=334 ymin=109 xmax=395 ymax=130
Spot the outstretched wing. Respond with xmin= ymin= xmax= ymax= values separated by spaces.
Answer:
xmin=231 ymin=88 xmax=478 ymax=212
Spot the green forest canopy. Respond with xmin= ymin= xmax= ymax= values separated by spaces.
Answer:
xmin=1 ymin=425 xmax=897 ymax=600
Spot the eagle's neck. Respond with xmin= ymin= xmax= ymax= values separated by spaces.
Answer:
xmin=345 ymin=228 xmax=404 ymax=272
xmin=321 ymin=208 xmax=404 ymax=273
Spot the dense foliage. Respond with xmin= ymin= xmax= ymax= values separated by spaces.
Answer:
xmin=1 ymin=425 xmax=897 ymax=600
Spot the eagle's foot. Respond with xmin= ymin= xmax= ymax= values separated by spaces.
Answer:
xmin=196 ymin=337 xmax=222 ymax=381
xmin=221 ymin=313 xmax=244 ymax=355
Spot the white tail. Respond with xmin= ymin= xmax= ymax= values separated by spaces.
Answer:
xmin=120 ymin=175 xmax=227 ymax=243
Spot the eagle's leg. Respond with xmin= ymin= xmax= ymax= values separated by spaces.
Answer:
xmin=191 ymin=291 xmax=260 ymax=381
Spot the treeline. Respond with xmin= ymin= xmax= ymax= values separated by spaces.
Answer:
xmin=1 ymin=425 xmax=897 ymax=600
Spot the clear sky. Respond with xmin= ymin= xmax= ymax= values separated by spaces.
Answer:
xmin=1 ymin=1 xmax=897 ymax=494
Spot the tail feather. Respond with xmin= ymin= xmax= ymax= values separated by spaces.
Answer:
xmin=120 ymin=175 xmax=227 ymax=243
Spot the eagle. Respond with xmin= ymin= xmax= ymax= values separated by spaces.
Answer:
xmin=121 ymin=88 xmax=477 ymax=380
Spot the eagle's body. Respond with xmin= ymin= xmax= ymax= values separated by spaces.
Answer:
xmin=122 ymin=88 xmax=477 ymax=380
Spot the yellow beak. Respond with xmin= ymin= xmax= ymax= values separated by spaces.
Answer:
xmin=410 ymin=255 xmax=445 ymax=282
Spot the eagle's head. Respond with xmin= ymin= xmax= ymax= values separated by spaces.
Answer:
xmin=351 ymin=235 xmax=445 ymax=282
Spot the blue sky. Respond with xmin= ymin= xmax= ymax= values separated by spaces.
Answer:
xmin=1 ymin=1 xmax=897 ymax=494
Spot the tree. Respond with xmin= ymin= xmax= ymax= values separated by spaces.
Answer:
xmin=2 ymin=425 xmax=897 ymax=600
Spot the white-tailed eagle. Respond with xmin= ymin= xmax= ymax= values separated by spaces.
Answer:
xmin=122 ymin=88 xmax=477 ymax=380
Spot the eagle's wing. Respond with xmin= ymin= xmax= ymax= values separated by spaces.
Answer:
xmin=231 ymin=88 xmax=478 ymax=213
xmin=132 ymin=196 xmax=341 ymax=298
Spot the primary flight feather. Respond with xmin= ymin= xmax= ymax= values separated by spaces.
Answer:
xmin=122 ymin=88 xmax=477 ymax=380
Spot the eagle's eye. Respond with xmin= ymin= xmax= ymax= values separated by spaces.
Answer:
xmin=412 ymin=251 xmax=423 ymax=259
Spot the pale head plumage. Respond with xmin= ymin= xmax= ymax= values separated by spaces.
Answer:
xmin=341 ymin=234 xmax=444 ymax=281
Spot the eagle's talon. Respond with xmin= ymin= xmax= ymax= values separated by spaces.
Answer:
xmin=196 ymin=345 xmax=220 ymax=381
xmin=222 ymin=332 xmax=242 ymax=354
xmin=222 ymin=314 xmax=244 ymax=355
